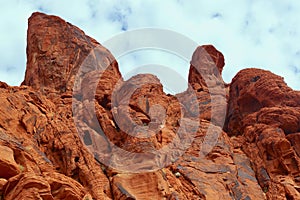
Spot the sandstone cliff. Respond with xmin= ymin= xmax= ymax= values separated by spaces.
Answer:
xmin=0 ymin=12 xmax=299 ymax=200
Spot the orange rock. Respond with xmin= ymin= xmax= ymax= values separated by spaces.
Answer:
xmin=0 ymin=145 xmax=20 ymax=179
xmin=111 ymin=172 xmax=170 ymax=199
xmin=0 ymin=11 xmax=300 ymax=199
xmin=0 ymin=178 xmax=7 ymax=197
xmin=226 ymin=68 xmax=300 ymax=198
xmin=3 ymin=172 xmax=90 ymax=200
xmin=225 ymin=68 xmax=300 ymax=136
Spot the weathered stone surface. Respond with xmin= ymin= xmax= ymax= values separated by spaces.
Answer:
xmin=0 ymin=145 xmax=20 ymax=179
xmin=111 ymin=172 xmax=170 ymax=199
xmin=22 ymin=12 xmax=122 ymax=109
xmin=0 ymin=12 xmax=112 ymax=200
xmin=23 ymin=12 xmax=96 ymax=93
xmin=169 ymin=121 xmax=266 ymax=200
xmin=188 ymin=44 xmax=225 ymax=92
xmin=225 ymin=68 xmax=300 ymax=199
xmin=3 ymin=172 xmax=89 ymax=200
xmin=0 ymin=178 xmax=7 ymax=198
xmin=1 ymin=11 xmax=300 ymax=199
xmin=225 ymin=68 xmax=300 ymax=136
xmin=180 ymin=44 xmax=227 ymax=127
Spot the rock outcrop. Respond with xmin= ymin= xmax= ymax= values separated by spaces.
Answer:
xmin=0 ymin=12 xmax=299 ymax=199
xmin=225 ymin=68 xmax=300 ymax=199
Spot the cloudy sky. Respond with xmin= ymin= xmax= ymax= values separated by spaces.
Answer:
xmin=0 ymin=0 xmax=299 ymax=93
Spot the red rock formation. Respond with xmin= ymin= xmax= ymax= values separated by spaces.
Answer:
xmin=0 ymin=11 xmax=299 ymax=199
xmin=226 ymin=68 xmax=300 ymax=199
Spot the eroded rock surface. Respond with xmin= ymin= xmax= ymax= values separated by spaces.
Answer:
xmin=0 ymin=12 xmax=299 ymax=199
xmin=226 ymin=68 xmax=300 ymax=199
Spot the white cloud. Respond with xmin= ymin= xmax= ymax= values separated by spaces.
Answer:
xmin=0 ymin=0 xmax=299 ymax=92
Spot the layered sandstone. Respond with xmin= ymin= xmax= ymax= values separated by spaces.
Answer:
xmin=0 ymin=12 xmax=299 ymax=200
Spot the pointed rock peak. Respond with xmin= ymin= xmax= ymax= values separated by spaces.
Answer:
xmin=188 ymin=45 xmax=225 ymax=91
xmin=190 ymin=45 xmax=225 ymax=74
xmin=22 ymin=12 xmax=120 ymax=94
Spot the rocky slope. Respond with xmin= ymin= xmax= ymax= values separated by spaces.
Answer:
xmin=0 ymin=12 xmax=299 ymax=199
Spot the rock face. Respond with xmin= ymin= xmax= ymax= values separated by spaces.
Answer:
xmin=0 ymin=12 xmax=299 ymax=199
xmin=225 ymin=68 xmax=300 ymax=199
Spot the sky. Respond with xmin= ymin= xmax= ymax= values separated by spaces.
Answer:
xmin=0 ymin=0 xmax=300 ymax=93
